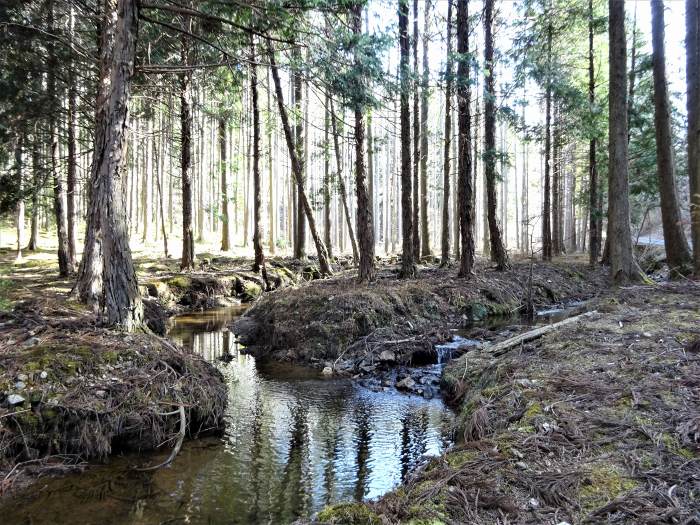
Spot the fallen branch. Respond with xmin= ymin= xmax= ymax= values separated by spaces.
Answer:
xmin=483 ymin=310 xmax=598 ymax=356
xmin=134 ymin=405 xmax=186 ymax=471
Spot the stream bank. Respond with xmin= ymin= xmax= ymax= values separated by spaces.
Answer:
xmin=232 ymin=260 xmax=607 ymax=378
xmin=311 ymin=282 xmax=700 ymax=524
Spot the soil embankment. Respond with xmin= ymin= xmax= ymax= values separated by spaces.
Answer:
xmin=233 ymin=260 xmax=607 ymax=373
xmin=313 ymin=282 xmax=700 ymax=524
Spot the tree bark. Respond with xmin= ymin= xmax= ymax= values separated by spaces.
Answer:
xmin=608 ymin=0 xmax=637 ymax=283
xmin=686 ymin=0 xmax=700 ymax=274
xmin=651 ymin=0 xmax=692 ymax=274
xmin=27 ymin=131 xmax=40 ymax=251
xmin=292 ymin=47 xmax=306 ymax=260
xmin=412 ymin=0 xmax=421 ymax=259
xmin=250 ymin=36 xmax=268 ymax=285
xmin=399 ymin=0 xmax=416 ymax=278
xmin=267 ymin=41 xmax=332 ymax=276
xmin=180 ymin=17 xmax=195 ymax=271
xmin=220 ymin=115 xmax=230 ymax=251
xmin=351 ymin=3 xmax=376 ymax=282
xmin=67 ymin=4 xmax=78 ymax=264
xmin=324 ymin=91 xmax=333 ymax=257
xmin=15 ymin=135 xmax=25 ymax=261
xmin=48 ymin=0 xmax=74 ymax=277
xmin=457 ymin=0 xmax=475 ymax=277
xmin=588 ymin=0 xmax=600 ymax=267
xmin=542 ymin=21 xmax=553 ymax=261
xmin=440 ymin=0 xmax=453 ymax=266
xmin=419 ymin=0 xmax=432 ymax=257
xmin=483 ymin=0 xmax=509 ymax=270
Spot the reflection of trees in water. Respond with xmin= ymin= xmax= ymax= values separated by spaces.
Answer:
xmin=276 ymin=401 xmax=311 ymax=522
xmin=399 ymin=407 xmax=430 ymax=482
xmin=319 ymin=394 xmax=349 ymax=506
xmin=245 ymin=388 xmax=265 ymax=523
xmin=352 ymin=399 xmax=374 ymax=501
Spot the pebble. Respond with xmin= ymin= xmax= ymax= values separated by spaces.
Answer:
xmin=40 ymin=371 xmax=48 ymax=379
xmin=14 ymin=381 xmax=26 ymax=391
xmin=7 ymin=394 xmax=25 ymax=406
xmin=379 ymin=350 xmax=396 ymax=363
xmin=321 ymin=366 xmax=333 ymax=376
xmin=396 ymin=376 xmax=416 ymax=390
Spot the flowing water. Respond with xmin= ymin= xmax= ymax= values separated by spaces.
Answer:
xmin=2 ymin=307 xmax=455 ymax=525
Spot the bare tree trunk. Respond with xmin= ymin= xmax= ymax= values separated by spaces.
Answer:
xmin=483 ymin=0 xmax=509 ymax=270
xmin=651 ymin=0 xmax=692 ymax=274
xmin=412 ymin=0 xmax=420 ymax=259
xmin=351 ymin=4 xmax=376 ymax=282
xmin=293 ymin=47 xmax=306 ymax=260
xmin=687 ymin=0 xmax=700 ymax=275
xmin=552 ymin=106 xmax=561 ymax=256
xmin=542 ymin=21 xmax=553 ymax=261
xmin=457 ymin=0 xmax=475 ymax=277
xmin=48 ymin=0 xmax=74 ymax=277
xmin=324 ymin=91 xmax=333 ymax=258
xmin=250 ymin=36 xmax=268 ymax=286
xmin=330 ymin=102 xmax=360 ymax=264
xmin=267 ymin=41 xmax=332 ymax=276
xmin=419 ymin=0 xmax=432 ymax=257
xmin=608 ymin=0 xmax=637 ymax=283
xmin=142 ymin=115 xmax=152 ymax=243
xmin=67 ymin=4 xmax=78 ymax=264
xmin=440 ymin=0 xmax=453 ymax=266
xmin=27 ymin=131 xmax=40 ymax=251
xmin=219 ymin=115 xmax=230 ymax=251
xmin=15 ymin=135 xmax=25 ymax=261
xmin=588 ymin=0 xmax=600 ymax=267
xmin=267 ymin=71 xmax=276 ymax=255
xmin=399 ymin=0 xmax=416 ymax=278
xmin=180 ymin=14 xmax=195 ymax=271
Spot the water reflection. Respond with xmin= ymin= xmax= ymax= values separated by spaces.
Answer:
xmin=1 ymin=307 xmax=454 ymax=525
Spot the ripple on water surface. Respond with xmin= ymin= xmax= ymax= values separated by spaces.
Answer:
xmin=1 ymin=306 xmax=454 ymax=525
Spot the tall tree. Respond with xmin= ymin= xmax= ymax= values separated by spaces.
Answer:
xmin=456 ymin=0 xmax=474 ymax=277
xmin=440 ymin=0 xmax=454 ymax=266
xmin=608 ymin=0 xmax=637 ymax=283
xmin=483 ymin=0 xmax=509 ymax=270
xmin=267 ymin=41 xmax=332 ymax=276
xmin=686 ymin=0 xmax=700 ymax=275
xmin=651 ymin=0 xmax=692 ymax=274
xmin=180 ymin=13 xmax=195 ymax=271
xmin=588 ymin=0 xmax=600 ymax=266
xmin=419 ymin=0 xmax=432 ymax=257
xmin=399 ymin=0 xmax=416 ymax=278
xmin=48 ymin=0 xmax=74 ymax=276
xmin=250 ymin=35 xmax=268 ymax=284
xmin=220 ymin=113 xmax=230 ymax=251
xmin=324 ymin=91 xmax=333 ymax=257
xmin=542 ymin=19 xmax=553 ymax=261
xmin=351 ymin=2 xmax=376 ymax=282
xmin=292 ymin=46 xmax=306 ymax=260
xmin=66 ymin=5 xmax=78 ymax=264
xmin=412 ymin=0 xmax=420 ymax=259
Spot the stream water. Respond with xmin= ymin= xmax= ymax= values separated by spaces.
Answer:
xmin=2 ymin=307 xmax=455 ymax=525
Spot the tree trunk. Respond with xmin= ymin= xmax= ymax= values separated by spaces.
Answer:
xmin=412 ymin=0 xmax=421 ymax=259
xmin=293 ymin=47 xmax=306 ymax=260
xmin=542 ymin=22 xmax=553 ymax=261
xmin=67 ymin=5 xmax=78 ymax=264
xmin=483 ymin=0 xmax=509 ymax=270
xmin=686 ymin=0 xmax=700 ymax=275
xmin=180 ymin=15 xmax=195 ymax=271
xmin=608 ymin=0 xmax=637 ymax=283
xmin=142 ymin=116 xmax=152 ymax=243
xmin=588 ymin=0 xmax=600 ymax=267
xmin=351 ymin=4 xmax=376 ymax=282
xmin=330 ymin=102 xmax=360 ymax=264
xmin=457 ymin=0 xmax=475 ymax=277
xmin=15 ymin=135 xmax=25 ymax=261
xmin=324 ymin=91 xmax=333 ymax=258
xmin=419 ymin=0 xmax=432 ymax=257
xmin=267 ymin=71 xmax=276 ymax=255
xmin=267 ymin=41 xmax=332 ymax=276
xmin=250 ymin=36 xmax=268 ymax=285
xmin=27 ymin=132 xmax=40 ymax=251
xmin=48 ymin=0 xmax=73 ymax=277
xmin=440 ymin=0 xmax=453 ymax=266
xmin=651 ymin=0 xmax=692 ymax=274
xmin=399 ymin=0 xmax=416 ymax=278
xmin=220 ymin=116 xmax=231 ymax=251
xmin=552 ymin=106 xmax=561 ymax=256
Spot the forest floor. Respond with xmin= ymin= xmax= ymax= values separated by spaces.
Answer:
xmin=313 ymin=281 xmax=700 ymax=524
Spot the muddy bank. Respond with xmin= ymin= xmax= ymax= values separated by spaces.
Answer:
xmin=312 ymin=282 xmax=700 ymax=524
xmin=233 ymin=260 xmax=607 ymax=373
xmin=0 ymin=300 xmax=227 ymax=496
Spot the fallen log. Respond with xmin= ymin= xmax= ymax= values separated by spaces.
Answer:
xmin=483 ymin=310 xmax=598 ymax=356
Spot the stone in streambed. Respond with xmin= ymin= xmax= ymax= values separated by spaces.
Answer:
xmin=379 ymin=350 xmax=396 ymax=363
xmin=396 ymin=376 xmax=416 ymax=391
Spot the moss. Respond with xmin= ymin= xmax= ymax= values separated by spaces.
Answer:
xmin=522 ymin=402 xmax=543 ymax=423
xmin=240 ymin=280 xmax=262 ymax=302
xmin=167 ymin=276 xmax=192 ymax=289
xmin=445 ymin=449 xmax=479 ymax=468
xmin=0 ymin=276 xmax=14 ymax=311
xmin=316 ymin=503 xmax=381 ymax=524
xmin=579 ymin=464 xmax=639 ymax=513
xmin=661 ymin=433 xmax=696 ymax=459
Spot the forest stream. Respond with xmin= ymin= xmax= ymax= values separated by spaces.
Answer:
xmin=0 ymin=306 xmax=456 ymax=525
xmin=0 ymin=301 xmax=591 ymax=525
